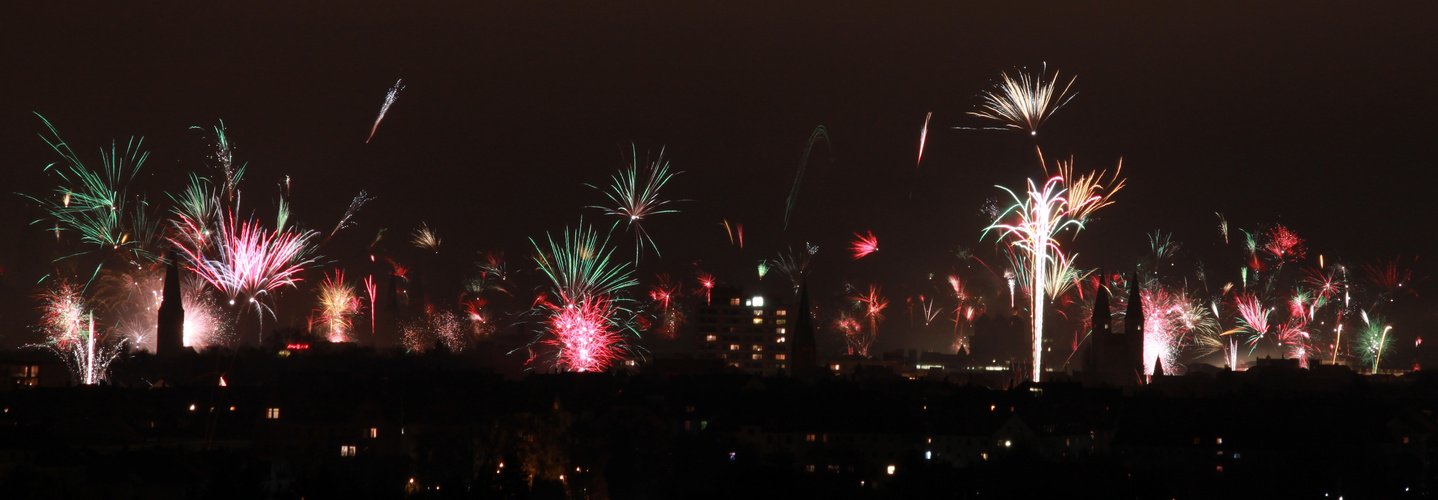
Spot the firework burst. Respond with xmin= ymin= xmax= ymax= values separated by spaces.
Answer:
xmin=589 ymin=145 xmax=684 ymax=263
xmin=411 ymin=222 xmax=441 ymax=253
xmin=968 ymin=64 xmax=1077 ymax=136
xmin=314 ymin=270 xmax=363 ymax=343
xmin=850 ymin=231 xmax=879 ymax=260
xmin=32 ymin=281 xmax=125 ymax=384
xmin=531 ymin=221 xmax=640 ymax=372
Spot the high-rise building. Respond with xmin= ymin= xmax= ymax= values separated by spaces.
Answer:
xmin=693 ymin=286 xmax=796 ymax=375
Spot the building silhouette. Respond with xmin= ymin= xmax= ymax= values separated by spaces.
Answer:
xmin=155 ymin=253 xmax=186 ymax=357
xmin=693 ymin=285 xmax=797 ymax=375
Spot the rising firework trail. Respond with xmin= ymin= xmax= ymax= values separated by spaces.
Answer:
xmin=329 ymin=191 xmax=375 ymax=239
xmin=985 ymin=166 xmax=1118 ymax=382
xmin=589 ymin=145 xmax=684 ymax=263
xmin=190 ymin=121 xmax=245 ymax=203
xmin=696 ymin=271 xmax=716 ymax=305
xmin=917 ymin=111 xmax=932 ymax=166
xmin=366 ymin=79 xmax=404 ymax=143
xmin=967 ymin=64 xmax=1076 ymax=136
xmin=783 ymin=126 xmax=831 ymax=230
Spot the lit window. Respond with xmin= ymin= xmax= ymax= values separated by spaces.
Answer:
xmin=705 ymin=335 xmax=717 ymax=342
xmin=776 ymin=336 xmax=786 ymax=343
xmin=752 ymin=345 xmax=763 ymax=351
xmin=886 ymin=465 xmax=896 ymax=475
xmin=776 ymin=310 xmax=787 ymax=316
xmin=752 ymin=318 xmax=764 ymax=325
xmin=729 ymin=298 xmax=741 ymax=306
xmin=776 ymin=328 xmax=786 ymax=334
xmin=775 ymin=354 xmax=787 ymax=360
xmin=831 ymin=364 xmax=841 ymax=371
xmin=806 ymin=434 xmax=816 ymax=442
xmin=341 ymin=445 xmax=357 ymax=457
xmin=753 ymin=310 xmax=763 ymax=316
xmin=751 ymin=354 xmax=763 ymax=360
xmin=266 ymin=408 xmax=280 ymax=419
xmin=752 ymin=296 xmax=764 ymax=307
xmin=370 ymin=428 xmax=378 ymax=438
xmin=776 ymin=319 xmax=787 ymax=325
xmin=730 ymin=344 xmax=740 ymax=351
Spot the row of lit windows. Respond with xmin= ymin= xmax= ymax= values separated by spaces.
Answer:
xmin=707 ymin=334 xmax=786 ymax=342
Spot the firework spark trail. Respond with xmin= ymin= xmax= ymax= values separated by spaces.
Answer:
xmin=1263 ymin=225 xmax=1306 ymax=263
xmin=590 ymin=145 xmax=684 ymax=263
xmin=531 ymin=221 xmax=640 ymax=372
xmin=985 ymin=176 xmax=1077 ymax=381
xmin=967 ymin=64 xmax=1076 ymax=136
xmin=1363 ymin=256 xmax=1423 ymax=304
xmin=757 ymin=260 xmax=770 ymax=280
xmin=833 ymin=311 xmax=869 ymax=356
xmin=1235 ymin=294 xmax=1270 ymax=353
xmin=32 ymin=281 xmax=124 ymax=384
xmin=1056 ymin=157 xmax=1125 ymax=222
xmin=329 ymin=191 xmax=375 ymax=239
xmin=314 ymin=270 xmax=362 ymax=343
xmin=190 ymin=121 xmax=245 ymax=203
xmin=917 ymin=111 xmax=932 ymax=166
xmin=783 ymin=126 xmax=831 ymax=230
xmin=1216 ymin=213 xmax=1229 ymax=245
xmin=25 ymin=114 xmax=161 ymax=284
xmin=850 ymin=231 xmax=879 ymax=260
xmin=919 ymin=295 xmax=941 ymax=326
xmin=366 ymin=79 xmax=404 ymax=143
xmin=363 ymin=275 xmax=378 ymax=336
xmin=775 ymin=243 xmax=818 ymax=293
xmin=411 ymin=222 xmax=441 ymax=253
xmin=168 ymin=175 xmax=219 ymax=254
xmin=1356 ymin=311 xmax=1393 ymax=373
xmin=847 ymin=285 xmax=888 ymax=357
xmin=170 ymin=208 xmax=321 ymax=340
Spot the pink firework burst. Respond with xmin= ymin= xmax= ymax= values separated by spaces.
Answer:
xmin=171 ymin=210 xmax=319 ymax=314
xmin=545 ymin=299 xmax=626 ymax=372
xmin=1263 ymin=225 xmax=1306 ymax=263
xmin=850 ymin=231 xmax=879 ymax=260
xmin=696 ymin=271 xmax=715 ymax=305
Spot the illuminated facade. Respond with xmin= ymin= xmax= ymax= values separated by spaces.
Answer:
xmin=694 ymin=287 xmax=796 ymax=375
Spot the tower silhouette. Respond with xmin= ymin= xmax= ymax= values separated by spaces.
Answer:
xmin=156 ymin=253 xmax=186 ymax=356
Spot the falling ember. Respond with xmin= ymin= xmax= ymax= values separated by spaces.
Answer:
xmin=366 ymin=79 xmax=404 ymax=143
xmin=850 ymin=231 xmax=879 ymax=260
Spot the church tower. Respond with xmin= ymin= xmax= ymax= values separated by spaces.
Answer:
xmin=156 ymin=253 xmax=186 ymax=356
xmin=1083 ymin=276 xmax=1112 ymax=376
xmin=1125 ymin=270 xmax=1146 ymax=381
xmin=790 ymin=281 xmax=817 ymax=377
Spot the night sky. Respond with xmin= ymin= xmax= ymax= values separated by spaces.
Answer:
xmin=3 ymin=2 xmax=1435 ymax=354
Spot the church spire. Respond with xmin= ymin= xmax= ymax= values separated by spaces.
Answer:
xmin=156 ymin=252 xmax=186 ymax=356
